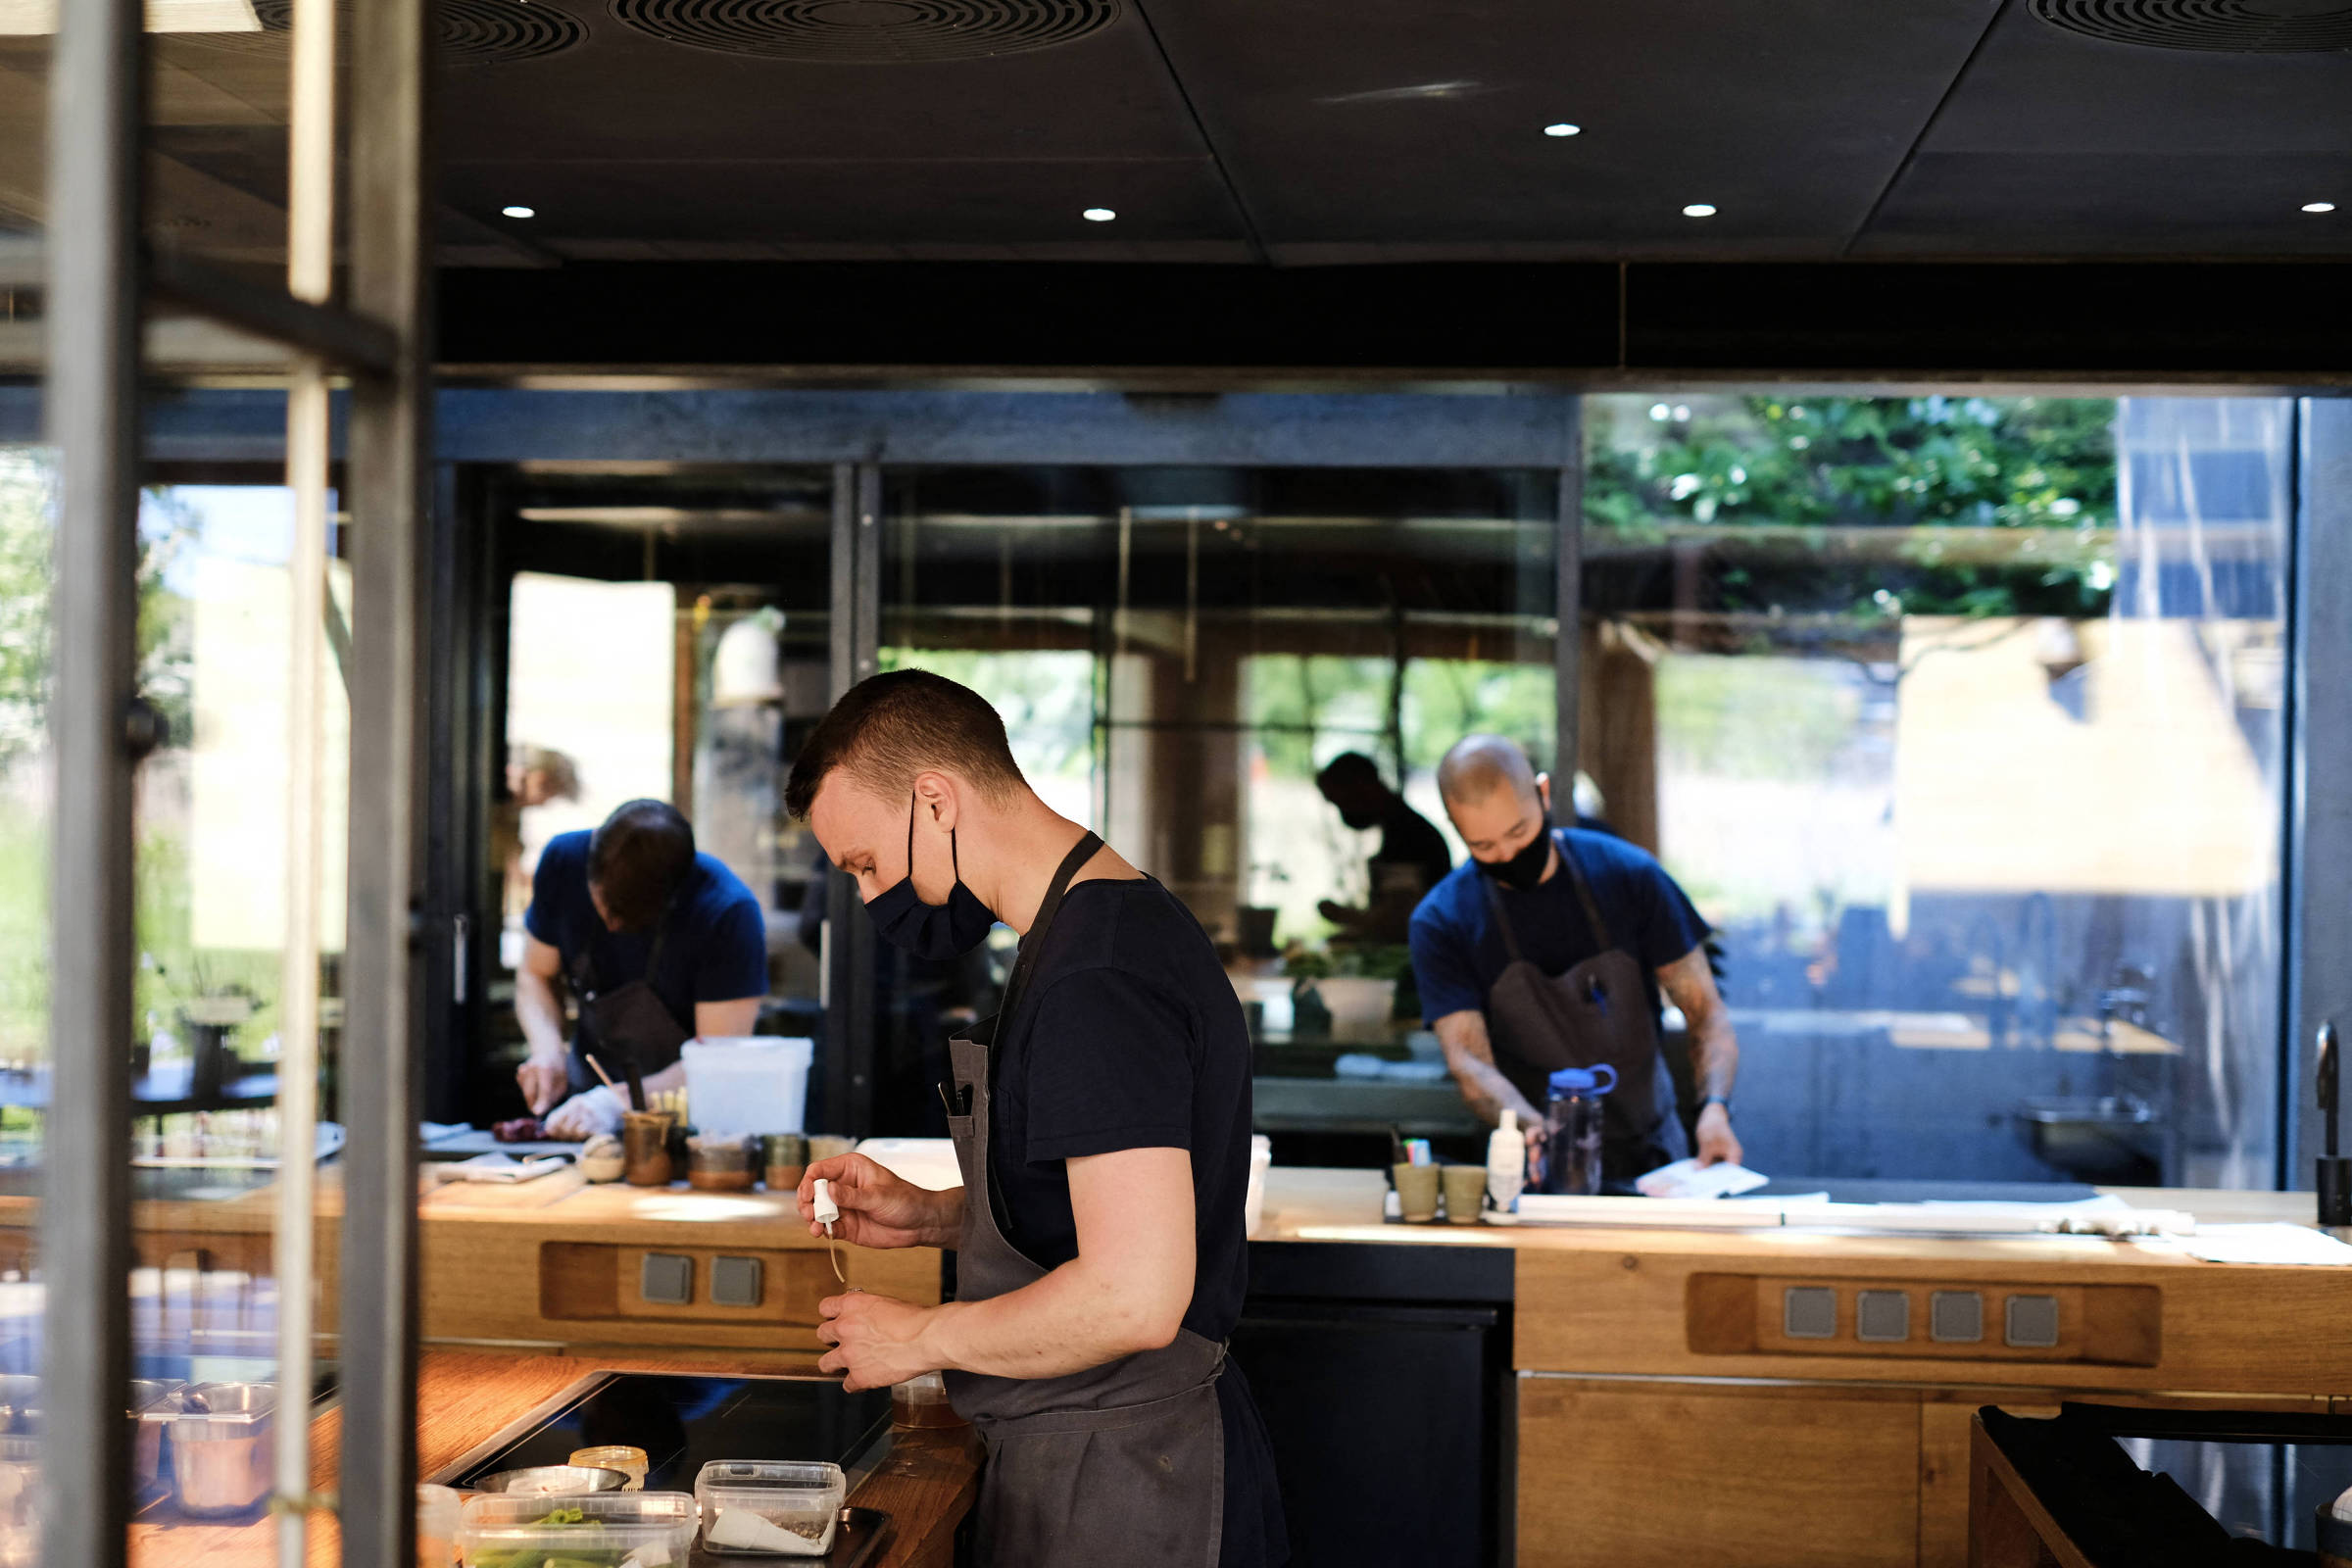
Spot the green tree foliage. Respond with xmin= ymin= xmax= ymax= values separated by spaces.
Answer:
xmin=1585 ymin=394 xmax=2119 ymax=618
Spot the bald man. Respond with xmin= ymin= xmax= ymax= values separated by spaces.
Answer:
xmin=1407 ymin=737 xmax=1741 ymax=1184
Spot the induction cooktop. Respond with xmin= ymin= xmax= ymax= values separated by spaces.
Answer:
xmin=431 ymin=1373 xmax=894 ymax=1494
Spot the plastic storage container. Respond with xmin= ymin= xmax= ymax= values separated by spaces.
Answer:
xmin=459 ymin=1490 xmax=698 ymax=1568
xmin=682 ymin=1039 xmax=812 ymax=1137
xmin=695 ymin=1461 xmax=845 ymax=1556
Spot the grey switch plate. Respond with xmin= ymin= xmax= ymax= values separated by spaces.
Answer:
xmin=640 ymin=1252 xmax=693 ymax=1306
xmin=1856 ymin=1290 xmax=1910 ymax=1343
xmin=1930 ymin=1290 xmax=1983 ymax=1343
xmin=711 ymin=1255 xmax=763 ymax=1307
xmin=2005 ymin=1294 xmax=2060 ymax=1348
xmin=1783 ymin=1286 xmax=1837 ymax=1340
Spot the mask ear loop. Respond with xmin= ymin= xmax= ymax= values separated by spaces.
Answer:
xmin=906 ymin=787 xmax=962 ymax=897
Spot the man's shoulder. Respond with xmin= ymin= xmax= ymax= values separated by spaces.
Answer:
xmin=1410 ymin=862 xmax=1488 ymax=940
xmin=541 ymin=829 xmax=591 ymax=868
xmin=1564 ymin=826 xmax=1664 ymax=878
xmin=687 ymin=854 xmax=763 ymax=924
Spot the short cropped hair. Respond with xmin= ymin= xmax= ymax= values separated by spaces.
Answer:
xmin=1436 ymin=735 xmax=1538 ymax=807
xmin=587 ymin=799 xmax=697 ymax=931
xmin=1315 ymin=752 xmax=1386 ymax=793
xmin=784 ymin=669 xmax=1027 ymax=821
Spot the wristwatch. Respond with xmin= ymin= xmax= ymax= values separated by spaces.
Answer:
xmin=1702 ymin=1094 xmax=1734 ymax=1115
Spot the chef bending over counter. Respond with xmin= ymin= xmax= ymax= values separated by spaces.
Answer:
xmin=1410 ymin=735 xmax=1744 ymax=1188
xmin=514 ymin=798 xmax=769 ymax=1138
xmin=782 ymin=669 xmax=1288 ymax=1568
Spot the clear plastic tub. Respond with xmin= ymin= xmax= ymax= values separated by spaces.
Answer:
xmin=459 ymin=1490 xmax=699 ymax=1568
xmin=695 ymin=1461 xmax=845 ymax=1556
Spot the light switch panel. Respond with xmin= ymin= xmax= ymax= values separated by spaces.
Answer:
xmin=710 ymin=1255 xmax=763 ymax=1307
xmin=1855 ymin=1290 xmax=1910 ymax=1343
xmin=1783 ymin=1286 xmax=1837 ymax=1339
xmin=2005 ymin=1293 xmax=2060 ymax=1348
xmin=640 ymin=1252 xmax=693 ymax=1306
xmin=1930 ymin=1290 xmax=1983 ymax=1343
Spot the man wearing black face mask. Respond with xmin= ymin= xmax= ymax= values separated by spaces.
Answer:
xmin=1407 ymin=735 xmax=1743 ymax=1179
xmin=779 ymin=669 xmax=1286 ymax=1568
xmin=1312 ymin=752 xmax=1452 ymax=945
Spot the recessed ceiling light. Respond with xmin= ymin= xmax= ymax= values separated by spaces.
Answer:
xmin=501 ymin=205 xmax=536 ymax=219
xmin=1083 ymin=207 xmax=1117 ymax=222
xmin=1683 ymin=203 xmax=1717 ymax=218
xmin=2304 ymin=201 xmax=2337 ymax=214
xmin=1543 ymin=122 xmax=1581 ymax=137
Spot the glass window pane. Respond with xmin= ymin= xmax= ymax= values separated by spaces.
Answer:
xmin=881 ymin=465 xmax=1556 ymax=1156
xmin=1584 ymin=393 xmax=2288 ymax=1188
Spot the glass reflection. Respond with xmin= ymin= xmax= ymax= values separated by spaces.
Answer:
xmin=1583 ymin=393 xmax=2288 ymax=1188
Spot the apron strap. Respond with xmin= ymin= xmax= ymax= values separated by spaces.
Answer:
xmin=997 ymin=830 xmax=1105 ymax=1028
xmin=1554 ymin=833 xmax=1619 ymax=953
xmin=1480 ymin=829 xmax=1618 ymax=958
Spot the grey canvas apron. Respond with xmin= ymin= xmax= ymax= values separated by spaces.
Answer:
xmin=939 ymin=833 xmax=1228 ymax=1568
xmin=564 ymin=915 xmax=692 ymax=1094
xmin=1481 ymin=830 xmax=1679 ymax=1183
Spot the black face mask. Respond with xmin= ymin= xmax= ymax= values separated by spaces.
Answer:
xmin=863 ymin=792 xmax=999 ymax=959
xmin=1475 ymin=822 xmax=1554 ymax=892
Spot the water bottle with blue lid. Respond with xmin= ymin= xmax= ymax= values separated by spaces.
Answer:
xmin=1536 ymin=1062 xmax=1616 ymax=1196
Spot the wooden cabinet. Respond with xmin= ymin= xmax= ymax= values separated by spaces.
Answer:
xmin=1518 ymin=1378 xmax=1923 ymax=1568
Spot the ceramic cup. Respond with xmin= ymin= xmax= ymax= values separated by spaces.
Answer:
xmin=1392 ymin=1162 xmax=1441 ymax=1223
xmin=1440 ymin=1164 xmax=1487 ymax=1224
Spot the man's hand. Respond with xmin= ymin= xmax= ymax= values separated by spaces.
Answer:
xmin=544 ymin=1085 xmax=626 ymax=1140
xmin=516 ymin=1053 xmax=570 ymax=1116
xmin=800 ymin=1153 xmax=960 ymax=1250
xmin=815 ymin=1293 xmax=936 ymax=1392
xmin=1693 ymin=1102 xmax=1742 ymax=1167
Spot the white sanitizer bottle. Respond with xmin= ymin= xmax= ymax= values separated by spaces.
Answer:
xmin=1486 ymin=1108 xmax=1526 ymax=1225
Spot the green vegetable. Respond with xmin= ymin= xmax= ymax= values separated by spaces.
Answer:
xmin=534 ymin=1508 xmax=588 ymax=1527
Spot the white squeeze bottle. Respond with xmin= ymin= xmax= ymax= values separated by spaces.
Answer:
xmin=1485 ymin=1108 xmax=1526 ymax=1225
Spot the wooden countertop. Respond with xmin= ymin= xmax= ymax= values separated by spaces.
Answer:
xmin=129 ymin=1351 xmax=979 ymax=1568
xmin=1250 ymin=1166 xmax=2326 ymax=1268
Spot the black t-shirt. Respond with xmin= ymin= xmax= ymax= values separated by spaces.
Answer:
xmin=982 ymin=874 xmax=1286 ymax=1567
xmin=988 ymin=876 xmax=1251 ymax=1339
xmin=1371 ymin=797 xmax=1453 ymax=905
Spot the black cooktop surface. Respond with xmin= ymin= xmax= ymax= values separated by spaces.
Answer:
xmin=437 ymin=1373 xmax=894 ymax=1493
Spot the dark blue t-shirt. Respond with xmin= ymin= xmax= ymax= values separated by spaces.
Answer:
xmin=524 ymin=830 xmax=769 ymax=1040
xmin=1408 ymin=826 xmax=1709 ymax=1039
xmin=983 ymin=875 xmax=1286 ymax=1568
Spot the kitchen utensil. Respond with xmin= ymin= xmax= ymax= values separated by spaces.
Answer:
xmin=688 ymin=1135 xmax=758 ymax=1192
xmin=762 ymin=1133 xmax=808 ymax=1193
xmin=697 ymin=1460 xmax=846 ymax=1556
xmin=1440 ymin=1163 xmax=1487 ymax=1224
xmin=567 ymin=1446 xmax=650 ymax=1490
xmin=577 ymin=1133 xmax=625 ymax=1183
xmin=169 ymin=1382 xmax=276 ymax=1517
xmin=470 ymin=1463 xmax=629 ymax=1496
xmin=458 ymin=1489 xmax=696 ymax=1567
xmin=1391 ymin=1162 xmax=1440 ymax=1222
xmin=890 ymin=1373 xmax=963 ymax=1431
xmin=621 ymin=1111 xmax=672 ymax=1187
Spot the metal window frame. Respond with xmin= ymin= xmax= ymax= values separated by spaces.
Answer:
xmin=825 ymin=462 xmax=884 ymax=1137
xmin=2285 ymin=397 xmax=2352 ymax=1192
xmin=39 ymin=0 xmax=434 ymax=1561
xmin=40 ymin=0 xmax=145 ymax=1559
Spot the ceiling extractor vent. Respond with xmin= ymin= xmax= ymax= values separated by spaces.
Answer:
xmin=173 ymin=0 xmax=587 ymax=63
xmin=609 ymin=0 xmax=1122 ymax=62
xmin=2030 ymin=0 xmax=2352 ymax=51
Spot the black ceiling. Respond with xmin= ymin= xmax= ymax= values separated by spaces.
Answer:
xmin=88 ymin=0 xmax=2351 ymax=266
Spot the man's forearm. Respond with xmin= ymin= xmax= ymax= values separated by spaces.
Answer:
xmin=1690 ymin=1011 xmax=1739 ymax=1101
xmin=515 ymin=971 xmax=568 ymax=1058
xmin=912 ymin=1251 xmax=1178 ymax=1378
xmin=1448 ymin=1051 xmax=1540 ymax=1128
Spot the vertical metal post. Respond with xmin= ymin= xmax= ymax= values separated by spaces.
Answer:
xmin=341 ymin=0 xmax=433 ymax=1558
xmin=1553 ymin=400 xmax=1586 ymax=824
xmin=273 ymin=0 xmax=337 ymax=1549
xmin=2288 ymin=398 xmax=2352 ymax=1190
xmin=824 ymin=464 xmax=882 ymax=1138
xmin=41 ymin=0 xmax=143 ymax=1557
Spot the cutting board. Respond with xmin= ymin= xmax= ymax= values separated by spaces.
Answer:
xmin=422 ymin=1128 xmax=587 ymax=1160
xmin=423 ymin=1165 xmax=588 ymax=1208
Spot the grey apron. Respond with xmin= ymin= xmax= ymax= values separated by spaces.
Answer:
xmin=939 ymin=833 xmax=1229 ymax=1568
xmin=564 ymin=915 xmax=692 ymax=1094
xmin=1481 ymin=830 xmax=1680 ymax=1184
